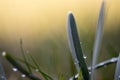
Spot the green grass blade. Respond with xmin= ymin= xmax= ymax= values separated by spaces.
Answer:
xmin=20 ymin=38 xmax=32 ymax=73
xmin=59 ymin=74 xmax=65 ymax=80
xmin=70 ymin=57 xmax=118 ymax=79
xmin=91 ymin=0 xmax=105 ymax=79
xmin=67 ymin=12 xmax=89 ymax=80
xmin=0 ymin=63 xmax=7 ymax=80
xmin=13 ymin=53 xmax=53 ymax=80
xmin=29 ymin=53 xmax=53 ymax=80
xmin=114 ymin=53 xmax=120 ymax=80
xmin=77 ymin=70 xmax=83 ymax=80
xmin=67 ymin=11 xmax=80 ymax=72
xmin=2 ymin=52 xmax=41 ymax=80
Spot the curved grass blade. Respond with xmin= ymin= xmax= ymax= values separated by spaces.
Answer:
xmin=67 ymin=12 xmax=89 ymax=80
xmin=2 ymin=52 xmax=41 ymax=80
xmin=78 ymin=70 xmax=83 ymax=80
xmin=0 ymin=63 xmax=7 ymax=80
xmin=20 ymin=38 xmax=32 ymax=73
xmin=70 ymin=57 xmax=118 ymax=79
xmin=89 ymin=57 xmax=117 ymax=71
xmin=10 ymin=51 xmax=53 ymax=80
xmin=114 ymin=53 xmax=120 ymax=80
xmin=29 ymin=53 xmax=53 ymax=80
xmin=91 ymin=0 xmax=106 ymax=79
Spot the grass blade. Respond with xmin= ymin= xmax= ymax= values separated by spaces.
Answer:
xmin=0 ymin=63 xmax=7 ymax=80
xmin=20 ymin=38 xmax=32 ymax=73
xmin=29 ymin=53 xmax=53 ymax=80
xmin=2 ymin=52 xmax=41 ymax=80
xmin=67 ymin=12 xmax=89 ymax=80
xmin=114 ymin=53 xmax=120 ymax=80
xmin=91 ymin=0 xmax=106 ymax=79
xmin=6 ymin=48 xmax=53 ymax=80
xmin=70 ymin=57 xmax=118 ymax=79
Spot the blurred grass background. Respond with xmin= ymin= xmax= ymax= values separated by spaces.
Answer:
xmin=0 ymin=0 xmax=120 ymax=80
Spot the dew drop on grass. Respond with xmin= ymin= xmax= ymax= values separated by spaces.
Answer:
xmin=110 ymin=58 xmax=117 ymax=62
xmin=74 ymin=59 xmax=79 ymax=64
xmin=21 ymin=74 xmax=26 ymax=78
xmin=89 ymin=72 xmax=91 ymax=74
xmin=80 ymin=42 xmax=82 ymax=44
xmin=84 ymin=56 xmax=87 ymax=59
xmin=12 ymin=68 xmax=18 ymax=72
xmin=35 ymin=69 xmax=39 ymax=72
xmin=99 ymin=62 xmax=105 ymax=66
xmin=2 ymin=51 xmax=6 ymax=56
xmin=75 ymin=74 xmax=79 ymax=78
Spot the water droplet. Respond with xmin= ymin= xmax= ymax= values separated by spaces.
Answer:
xmin=88 ymin=67 xmax=91 ymax=70
xmin=110 ymin=58 xmax=117 ymax=62
xmin=99 ymin=62 xmax=105 ymax=66
xmin=89 ymin=72 xmax=91 ymax=74
xmin=13 ymin=68 xmax=18 ymax=72
xmin=80 ymin=42 xmax=82 ymax=44
xmin=74 ymin=59 xmax=79 ymax=64
xmin=84 ymin=56 xmax=87 ymax=59
xmin=2 ymin=51 xmax=6 ymax=56
xmin=35 ymin=69 xmax=39 ymax=72
xmin=75 ymin=74 xmax=79 ymax=78
xmin=21 ymin=74 xmax=26 ymax=78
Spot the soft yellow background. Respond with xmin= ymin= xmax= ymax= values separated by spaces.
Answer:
xmin=0 ymin=0 xmax=120 ymax=80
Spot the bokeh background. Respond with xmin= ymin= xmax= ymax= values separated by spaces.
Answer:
xmin=0 ymin=0 xmax=120 ymax=80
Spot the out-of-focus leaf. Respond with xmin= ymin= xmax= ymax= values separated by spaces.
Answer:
xmin=2 ymin=52 xmax=41 ymax=80
xmin=114 ymin=53 xmax=120 ymax=80
xmin=29 ymin=53 xmax=53 ymax=80
xmin=91 ymin=0 xmax=106 ymax=79
xmin=0 ymin=63 xmax=7 ymax=80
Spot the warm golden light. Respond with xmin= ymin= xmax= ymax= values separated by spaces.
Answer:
xmin=0 ymin=0 xmax=120 ymax=79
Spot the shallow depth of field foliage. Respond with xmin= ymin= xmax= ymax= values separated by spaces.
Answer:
xmin=0 ymin=0 xmax=120 ymax=80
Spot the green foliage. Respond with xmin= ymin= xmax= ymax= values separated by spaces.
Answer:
xmin=91 ymin=0 xmax=105 ymax=79
xmin=1 ymin=0 xmax=120 ymax=80
xmin=77 ymin=70 xmax=82 ymax=80
xmin=20 ymin=38 xmax=32 ymax=73
xmin=20 ymin=39 xmax=53 ymax=80
xmin=2 ymin=52 xmax=41 ymax=80
xmin=67 ymin=12 xmax=89 ymax=80
xmin=114 ymin=54 xmax=120 ymax=80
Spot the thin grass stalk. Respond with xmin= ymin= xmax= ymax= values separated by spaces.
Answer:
xmin=2 ymin=52 xmax=41 ymax=80
xmin=89 ymin=57 xmax=117 ymax=71
xmin=70 ymin=57 xmax=117 ymax=80
xmin=114 ymin=53 xmax=120 ymax=80
xmin=12 ymin=51 xmax=53 ymax=80
xmin=29 ymin=53 xmax=53 ymax=80
xmin=67 ymin=12 xmax=89 ymax=80
xmin=91 ymin=0 xmax=105 ymax=80
xmin=20 ymin=39 xmax=32 ymax=73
